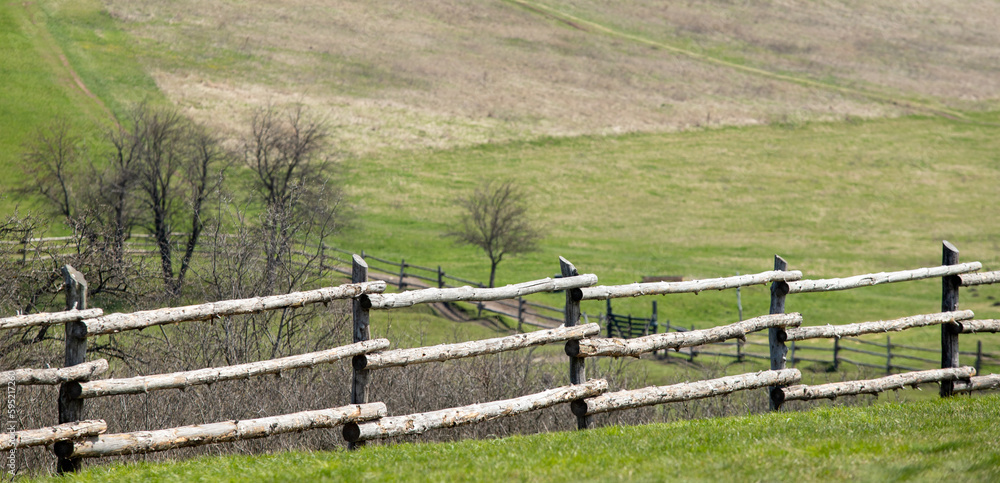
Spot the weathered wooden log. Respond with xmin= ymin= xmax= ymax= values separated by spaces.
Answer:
xmin=61 ymin=403 xmax=386 ymax=458
xmin=959 ymin=270 xmax=1000 ymax=287
xmin=566 ymin=313 xmax=802 ymax=358
xmin=86 ymin=281 xmax=386 ymax=335
xmin=784 ymin=311 xmax=973 ymax=342
xmin=76 ymin=339 xmax=389 ymax=399
xmin=357 ymin=324 xmax=599 ymax=370
xmin=952 ymin=374 xmax=1000 ymax=393
xmin=958 ymin=319 xmax=1000 ymax=334
xmin=362 ymin=274 xmax=598 ymax=309
xmin=781 ymin=367 xmax=976 ymax=401
xmin=579 ymin=270 xmax=802 ymax=300
xmin=0 ymin=420 xmax=106 ymax=451
xmin=0 ymin=308 xmax=103 ymax=331
xmin=571 ymin=369 xmax=801 ymax=417
xmin=787 ymin=262 xmax=982 ymax=294
xmin=343 ymin=380 xmax=608 ymax=442
xmin=2 ymin=359 xmax=107 ymax=386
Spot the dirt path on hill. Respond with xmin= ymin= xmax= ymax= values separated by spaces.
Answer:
xmin=20 ymin=1 xmax=117 ymax=123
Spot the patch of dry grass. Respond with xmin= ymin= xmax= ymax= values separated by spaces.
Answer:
xmin=97 ymin=0 xmax=928 ymax=156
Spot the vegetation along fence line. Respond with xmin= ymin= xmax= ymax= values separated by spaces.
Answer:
xmin=2 ymin=240 xmax=999 ymax=474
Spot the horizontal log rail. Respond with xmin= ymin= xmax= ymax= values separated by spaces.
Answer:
xmin=86 ymin=281 xmax=387 ymax=335
xmin=959 ymin=319 xmax=1000 ymax=334
xmin=361 ymin=274 xmax=597 ymax=309
xmin=0 ymin=308 xmax=103 ymax=331
xmin=571 ymin=369 xmax=801 ymax=417
xmin=342 ymin=380 xmax=607 ymax=442
xmin=784 ymin=311 xmax=973 ymax=341
xmin=61 ymin=403 xmax=386 ymax=459
xmin=2 ymin=359 xmax=108 ymax=386
xmin=787 ymin=263 xmax=982 ymax=294
xmin=76 ymin=340 xmax=390 ymax=399
xmin=781 ymin=367 xmax=976 ymax=402
xmin=960 ymin=270 xmax=1000 ymax=287
xmin=0 ymin=420 xmax=106 ymax=451
xmin=580 ymin=270 xmax=802 ymax=300
xmin=355 ymin=324 xmax=601 ymax=371
xmin=566 ymin=313 xmax=803 ymax=358
xmin=953 ymin=374 xmax=1000 ymax=393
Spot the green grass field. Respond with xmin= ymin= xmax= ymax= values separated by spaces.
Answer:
xmin=38 ymin=393 xmax=1000 ymax=482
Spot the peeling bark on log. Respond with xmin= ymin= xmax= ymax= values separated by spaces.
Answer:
xmin=958 ymin=319 xmax=1000 ymax=334
xmin=781 ymin=367 xmax=976 ymax=401
xmin=0 ymin=309 xmax=103 ymax=331
xmin=571 ymin=370 xmax=801 ymax=416
xmin=784 ymin=311 xmax=973 ymax=342
xmin=579 ymin=270 xmax=802 ymax=300
xmin=343 ymin=380 xmax=608 ymax=442
xmin=77 ymin=340 xmax=389 ymax=399
xmin=566 ymin=314 xmax=802 ymax=358
xmin=787 ymin=262 xmax=982 ymax=294
xmin=2 ymin=359 xmax=107 ymax=386
xmin=362 ymin=274 xmax=598 ymax=309
xmin=953 ymin=374 xmax=1000 ymax=393
xmin=960 ymin=270 xmax=1000 ymax=287
xmin=86 ymin=281 xmax=386 ymax=335
xmin=63 ymin=403 xmax=386 ymax=458
xmin=358 ymin=324 xmax=599 ymax=370
xmin=0 ymin=420 xmax=106 ymax=451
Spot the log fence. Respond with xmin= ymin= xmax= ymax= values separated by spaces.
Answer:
xmin=2 ymin=240 xmax=999 ymax=474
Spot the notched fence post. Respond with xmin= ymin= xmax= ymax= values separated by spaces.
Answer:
xmin=940 ymin=241 xmax=960 ymax=397
xmin=560 ymin=257 xmax=591 ymax=430
xmin=348 ymin=254 xmax=370 ymax=449
xmin=768 ymin=255 xmax=789 ymax=411
xmin=57 ymin=265 xmax=87 ymax=474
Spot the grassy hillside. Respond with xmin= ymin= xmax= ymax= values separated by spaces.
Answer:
xmin=41 ymin=393 xmax=1000 ymax=482
xmin=0 ymin=0 xmax=162 ymax=213
xmin=349 ymin=113 xmax=1000 ymax=352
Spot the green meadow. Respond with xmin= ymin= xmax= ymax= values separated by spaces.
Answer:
xmin=38 ymin=393 xmax=1000 ymax=482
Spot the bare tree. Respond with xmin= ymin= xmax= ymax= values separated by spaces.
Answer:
xmin=125 ymin=105 xmax=227 ymax=294
xmin=447 ymin=179 xmax=542 ymax=288
xmin=21 ymin=118 xmax=82 ymax=221
xmin=241 ymin=104 xmax=346 ymax=293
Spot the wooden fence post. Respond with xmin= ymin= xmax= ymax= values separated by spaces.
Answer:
xmin=768 ymin=255 xmax=790 ymax=411
xmin=57 ymin=265 xmax=87 ymax=474
xmin=349 ymin=254 xmax=370 ymax=449
xmin=833 ymin=338 xmax=840 ymax=371
xmin=886 ymin=336 xmax=892 ymax=374
xmin=517 ymin=297 xmax=525 ymax=333
xmin=940 ymin=241 xmax=960 ymax=397
xmin=437 ymin=266 xmax=444 ymax=288
xmin=560 ymin=257 xmax=591 ymax=430
xmin=975 ymin=340 xmax=982 ymax=374
xmin=398 ymin=258 xmax=406 ymax=291
xmin=689 ymin=325 xmax=696 ymax=362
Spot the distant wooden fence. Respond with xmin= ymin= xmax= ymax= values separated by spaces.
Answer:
xmin=2 ymin=240 xmax=999 ymax=474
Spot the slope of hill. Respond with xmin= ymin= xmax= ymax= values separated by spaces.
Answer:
xmin=0 ymin=0 xmax=161 ymax=212
xmin=94 ymin=0 xmax=1000 ymax=156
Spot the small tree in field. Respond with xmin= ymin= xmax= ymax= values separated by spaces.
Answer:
xmin=447 ymin=179 xmax=542 ymax=288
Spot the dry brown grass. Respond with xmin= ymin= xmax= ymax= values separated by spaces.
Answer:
xmin=91 ymin=0 xmax=994 ymax=156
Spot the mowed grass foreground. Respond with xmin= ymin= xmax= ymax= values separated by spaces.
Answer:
xmin=43 ymin=394 xmax=1000 ymax=482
